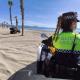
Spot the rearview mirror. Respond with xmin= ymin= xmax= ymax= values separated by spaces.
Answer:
xmin=41 ymin=33 xmax=48 ymax=38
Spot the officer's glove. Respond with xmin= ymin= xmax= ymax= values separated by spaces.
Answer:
xmin=48 ymin=46 xmax=57 ymax=56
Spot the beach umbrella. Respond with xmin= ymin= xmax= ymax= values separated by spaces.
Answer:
xmin=8 ymin=0 xmax=13 ymax=27
xmin=20 ymin=0 xmax=24 ymax=36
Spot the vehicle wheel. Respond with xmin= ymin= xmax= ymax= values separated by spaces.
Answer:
xmin=10 ymin=31 xmax=13 ymax=34
xmin=37 ymin=61 xmax=43 ymax=74
xmin=73 ymin=69 xmax=80 ymax=80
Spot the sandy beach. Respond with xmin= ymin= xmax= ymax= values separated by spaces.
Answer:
xmin=0 ymin=27 xmax=56 ymax=80
xmin=0 ymin=27 xmax=70 ymax=80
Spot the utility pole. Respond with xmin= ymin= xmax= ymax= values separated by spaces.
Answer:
xmin=20 ymin=0 xmax=24 ymax=36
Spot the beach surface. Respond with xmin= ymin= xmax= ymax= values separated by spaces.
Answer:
xmin=0 ymin=27 xmax=70 ymax=80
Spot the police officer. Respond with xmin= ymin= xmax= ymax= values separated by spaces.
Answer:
xmin=52 ymin=12 xmax=80 ymax=52
xmin=38 ymin=12 xmax=80 ymax=77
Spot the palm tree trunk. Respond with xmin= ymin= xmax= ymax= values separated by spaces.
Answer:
xmin=16 ymin=18 xmax=18 ymax=30
xmin=9 ymin=6 xmax=12 ymax=27
xmin=22 ymin=8 xmax=24 ymax=36
xmin=20 ymin=0 xmax=24 ymax=36
xmin=15 ymin=16 xmax=18 ymax=31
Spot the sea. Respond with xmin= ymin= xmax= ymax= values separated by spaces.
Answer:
xmin=18 ymin=26 xmax=55 ymax=32
xmin=18 ymin=26 xmax=80 ymax=33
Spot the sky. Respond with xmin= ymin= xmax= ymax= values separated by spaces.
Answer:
xmin=0 ymin=0 xmax=80 ymax=28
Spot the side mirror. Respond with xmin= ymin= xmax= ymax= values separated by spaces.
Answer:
xmin=41 ymin=33 xmax=48 ymax=39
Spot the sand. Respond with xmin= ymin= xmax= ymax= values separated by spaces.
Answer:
xmin=0 ymin=27 xmax=70 ymax=80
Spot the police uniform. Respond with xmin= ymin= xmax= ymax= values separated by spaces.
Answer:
xmin=52 ymin=12 xmax=80 ymax=54
xmin=53 ymin=32 xmax=80 ymax=51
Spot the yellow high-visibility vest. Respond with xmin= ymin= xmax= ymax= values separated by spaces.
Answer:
xmin=52 ymin=32 xmax=80 ymax=51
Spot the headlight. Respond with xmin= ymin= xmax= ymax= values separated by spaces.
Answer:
xmin=78 ymin=64 xmax=80 ymax=66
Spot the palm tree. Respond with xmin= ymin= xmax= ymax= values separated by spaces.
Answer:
xmin=20 ymin=0 xmax=24 ymax=36
xmin=8 ymin=0 xmax=13 ymax=27
xmin=14 ymin=16 xmax=18 ymax=31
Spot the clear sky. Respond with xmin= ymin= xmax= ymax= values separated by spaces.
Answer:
xmin=0 ymin=0 xmax=80 ymax=28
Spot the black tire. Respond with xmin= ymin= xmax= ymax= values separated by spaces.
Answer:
xmin=10 ymin=31 xmax=14 ymax=34
xmin=37 ymin=61 xmax=43 ymax=74
xmin=37 ymin=60 xmax=53 ymax=77
xmin=73 ymin=69 xmax=80 ymax=80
